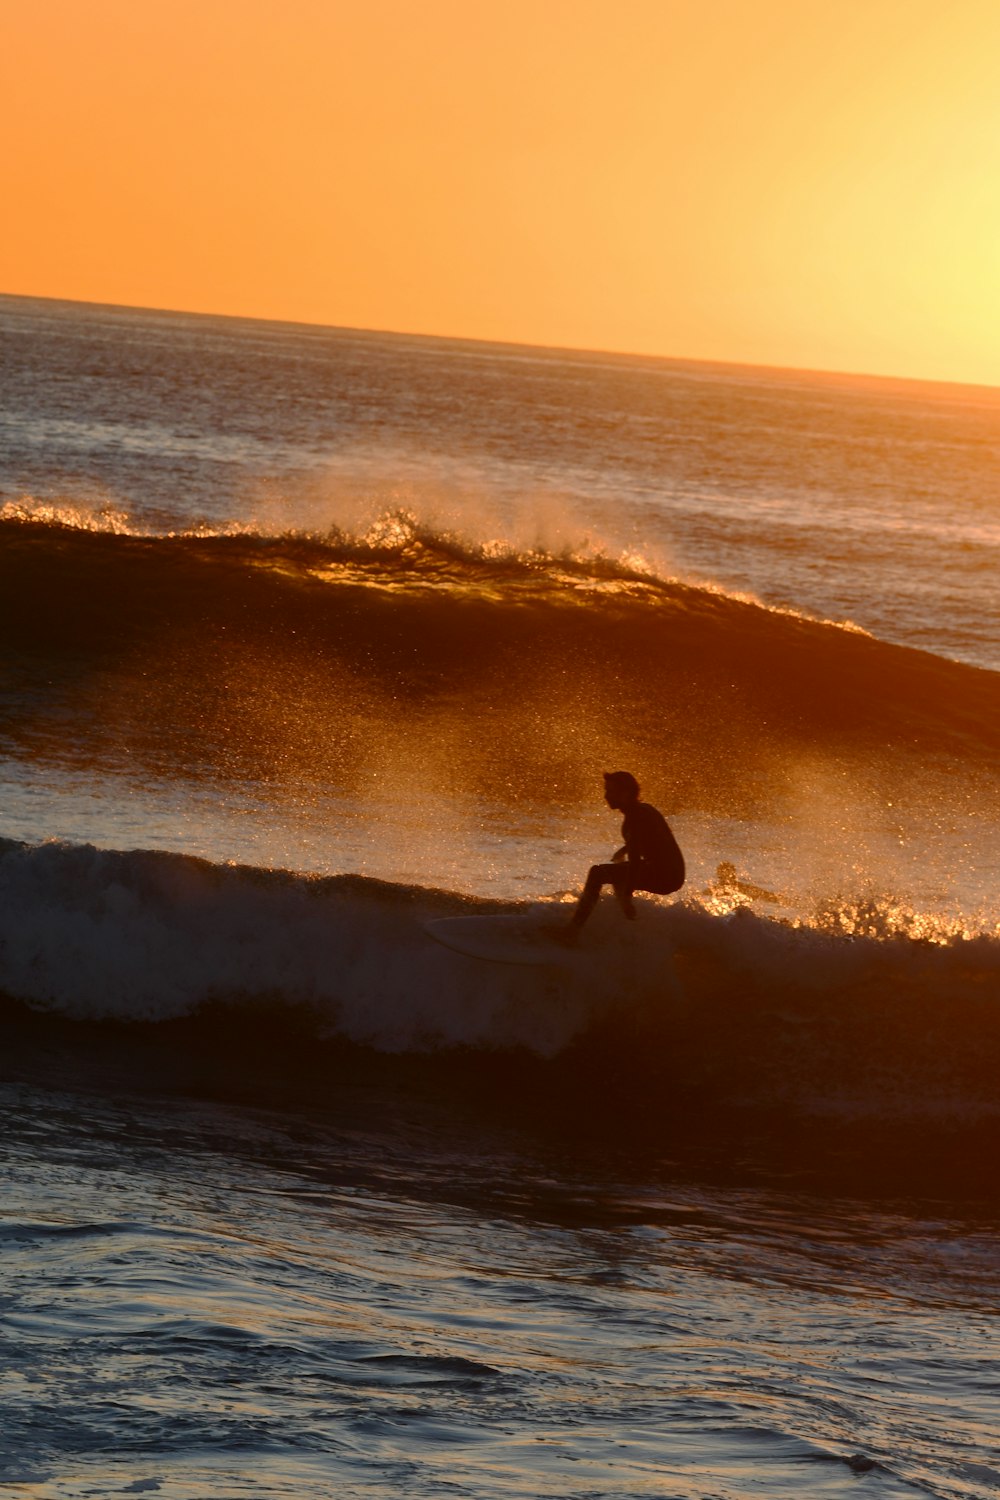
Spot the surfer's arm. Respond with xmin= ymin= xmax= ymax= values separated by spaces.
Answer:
xmin=611 ymin=845 xmax=628 ymax=863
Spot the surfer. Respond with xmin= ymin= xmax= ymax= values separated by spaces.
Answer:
xmin=559 ymin=771 xmax=685 ymax=936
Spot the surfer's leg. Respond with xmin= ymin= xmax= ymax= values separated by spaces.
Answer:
xmin=571 ymin=864 xmax=634 ymax=927
xmin=610 ymin=868 xmax=637 ymax=920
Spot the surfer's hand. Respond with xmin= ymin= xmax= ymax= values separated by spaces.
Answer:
xmin=611 ymin=847 xmax=627 ymax=864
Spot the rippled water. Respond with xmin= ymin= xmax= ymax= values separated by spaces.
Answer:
xmin=3 ymin=1071 xmax=998 ymax=1500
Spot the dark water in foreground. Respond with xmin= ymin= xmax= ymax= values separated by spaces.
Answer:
xmin=1 ymin=294 xmax=998 ymax=1497
xmin=3 ymin=1012 xmax=999 ymax=1500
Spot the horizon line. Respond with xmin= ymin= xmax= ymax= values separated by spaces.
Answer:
xmin=3 ymin=287 xmax=999 ymax=399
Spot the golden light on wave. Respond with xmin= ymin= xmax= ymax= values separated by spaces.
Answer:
xmin=0 ymin=495 xmax=885 ymax=626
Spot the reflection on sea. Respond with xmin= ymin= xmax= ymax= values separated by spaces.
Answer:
xmin=2 ymin=1075 xmax=997 ymax=1499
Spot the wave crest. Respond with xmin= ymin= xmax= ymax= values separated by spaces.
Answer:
xmin=0 ymin=494 xmax=856 ymax=618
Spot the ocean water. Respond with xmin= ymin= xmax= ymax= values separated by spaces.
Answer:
xmin=1 ymin=292 xmax=998 ymax=1498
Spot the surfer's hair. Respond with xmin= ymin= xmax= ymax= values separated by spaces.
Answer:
xmin=604 ymin=770 xmax=639 ymax=800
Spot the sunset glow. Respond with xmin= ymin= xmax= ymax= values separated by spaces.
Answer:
xmin=4 ymin=0 xmax=1000 ymax=383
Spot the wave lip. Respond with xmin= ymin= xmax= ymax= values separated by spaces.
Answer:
xmin=0 ymin=495 xmax=872 ymax=621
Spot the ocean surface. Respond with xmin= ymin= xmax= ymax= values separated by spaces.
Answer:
xmin=1 ymin=292 xmax=998 ymax=1498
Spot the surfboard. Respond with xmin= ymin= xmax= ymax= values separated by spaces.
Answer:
xmin=424 ymin=915 xmax=573 ymax=966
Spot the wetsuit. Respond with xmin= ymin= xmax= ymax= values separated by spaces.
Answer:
xmin=572 ymin=800 xmax=685 ymax=926
xmin=620 ymin=801 xmax=685 ymax=895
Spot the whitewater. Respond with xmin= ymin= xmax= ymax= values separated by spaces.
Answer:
xmin=0 ymin=292 xmax=998 ymax=1499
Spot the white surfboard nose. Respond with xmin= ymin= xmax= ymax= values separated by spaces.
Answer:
xmin=425 ymin=914 xmax=574 ymax=966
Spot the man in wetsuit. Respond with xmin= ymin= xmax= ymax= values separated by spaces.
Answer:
xmin=564 ymin=771 xmax=685 ymax=933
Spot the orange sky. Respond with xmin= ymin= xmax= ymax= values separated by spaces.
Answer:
xmin=4 ymin=0 xmax=999 ymax=384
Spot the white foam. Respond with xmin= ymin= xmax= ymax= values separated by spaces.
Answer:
xmin=0 ymin=841 xmax=627 ymax=1054
xmin=1 ymin=839 xmax=996 ymax=1076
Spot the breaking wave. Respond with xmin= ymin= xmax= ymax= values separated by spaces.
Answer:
xmin=2 ymin=509 xmax=998 ymax=794
xmin=1 ymin=837 xmax=997 ymax=1129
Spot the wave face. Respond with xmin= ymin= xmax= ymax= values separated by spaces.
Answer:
xmin=3 ymin=512 xmax=998 ymax=820
xmin=2 ymin=837 xmax=997 ymax=1130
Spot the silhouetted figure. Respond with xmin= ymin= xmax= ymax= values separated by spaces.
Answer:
xmin=563 ymin=772 xmax=685 ymax=934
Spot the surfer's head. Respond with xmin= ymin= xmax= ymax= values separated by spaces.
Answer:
xmin=603 ymin=770 xmax=639 ymax=810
